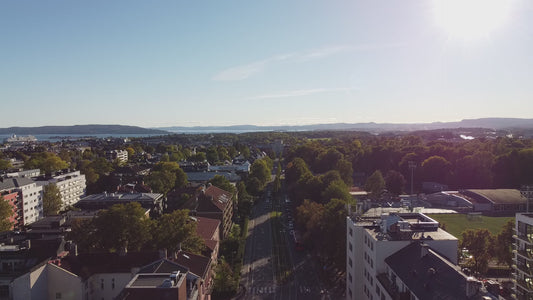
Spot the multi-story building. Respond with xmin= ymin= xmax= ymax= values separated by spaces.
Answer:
xmin=106 ymin=150 xmax=129 ymax=164
xmin=346 ymin=212 xmax=488 ymax=300
xmin=0 ymin=177 xmax=43 ymax=227
xmin=514 ymin=213 xmax=533 ymax=299
xmin=37 ymin=170 xmax=86 ymax=210
xmin=196 ymin=185 xmax=233 ymax=239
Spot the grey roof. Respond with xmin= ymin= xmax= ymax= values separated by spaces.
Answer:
xmin=384 ymin=242 xmax=473 ymax=300
xmin=80 ymin=192 xmax=162 ymax=201
xmin=0 ymin=177 xmax=35 ymax=191
xmin=185 ymin=172 xmax=241 ymax=182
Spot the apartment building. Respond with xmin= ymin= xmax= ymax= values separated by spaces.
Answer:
xmin=0 ymin=177 xmax=43 ymax=227
xmin=106 ymin=150 xmax=129 ymax=164
xmin=514 ymin=213 xmax=533 ymax=299
xmin=346 ymin=212 xmax=487 ymax=300
xmin=37 ymin=170 xmax=86 ymax=210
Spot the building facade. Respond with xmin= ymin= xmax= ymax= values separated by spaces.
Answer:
xmin=346 ymin=212 xmax=462 ymax=300
xmin=37 ymin=170 xmax=87 ymax=210
xmin=514 ymin=213 xmax=533 ymax=299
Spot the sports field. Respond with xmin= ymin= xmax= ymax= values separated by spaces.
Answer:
xmin=427 ymin=213 xmax=514 ymax=242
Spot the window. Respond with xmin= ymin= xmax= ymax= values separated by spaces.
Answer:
xmin=348 ymin=258 xmax=352 ymax=267
xmin=349 ymin=227 xmax=353 ymax=236
xmin=349 ymin=242 xmax=353 ymax=252
xmin=112 ymin=278 xmax=115 ymax=289
xmin=101 ymin=279 xmax=104 ymax=290
xmin=55 ymin=293 xmax=62 ymax=299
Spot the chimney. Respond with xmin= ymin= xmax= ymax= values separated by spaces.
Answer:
xmin=421 ymin=243 xmax=429 ymax=258
xmin=159 ymin=248 xmax=168 ymax=259
xmin=466 ymin=277 xmax=481 ymax=297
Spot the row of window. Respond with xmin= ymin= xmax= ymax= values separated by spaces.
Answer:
xmin=364 ymin=233 xmax=374 ymax=251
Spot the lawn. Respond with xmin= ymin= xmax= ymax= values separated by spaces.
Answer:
xmin=427 ymin=213 xmax=514 ymax=242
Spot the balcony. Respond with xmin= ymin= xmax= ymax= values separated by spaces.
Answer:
xmin=515 ymin=263 xmax=533 ymax=276
xmin=516 ymin=249 xmax=533 ymax=261
xmin=515 ymin=233 xmax=533 ymax=244
xmin=515 ymin=277 xmax=533 ymax=292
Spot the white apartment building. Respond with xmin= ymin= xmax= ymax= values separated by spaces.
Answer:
xmin=106 ymin=150 xmax=128 ymax=164
xmin=514 ymin=213 xmax=533 ymax=299
xmin=346 ymin=212 xmax=484 ymax=300
xmin=18 ymin=178 xmax=43 ymax=225
xmin=37 ymin=171 xmax=87 ymax=210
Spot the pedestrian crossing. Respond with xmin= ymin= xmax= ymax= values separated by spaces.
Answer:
xmin=250 ymin=284 xmax=316 ymax=296
xmin=252 ymin=285 xmax=276 ymax=295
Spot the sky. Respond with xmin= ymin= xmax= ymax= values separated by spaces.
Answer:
xmin=1 ymin=0 xmax=533 ymax=128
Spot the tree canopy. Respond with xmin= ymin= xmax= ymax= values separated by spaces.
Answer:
xmin=43 ymin=183 xmax=62 ymax=215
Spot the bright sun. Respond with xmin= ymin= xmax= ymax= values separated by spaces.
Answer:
xmin=433 ymin=0 xmax=512 ymax=40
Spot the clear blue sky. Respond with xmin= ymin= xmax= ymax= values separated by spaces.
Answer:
xmin=1 ymin=0 xmax=532 ymax=128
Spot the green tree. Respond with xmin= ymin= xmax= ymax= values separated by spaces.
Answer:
xmin=335 ymin=159 xmax=353 ymax=186
xmin=208 ymin=175 xmax=236 ymax=194
xmin=212 ymin=259 xmax=237 ymax=296
xmin=0 ymin=196 xmax=13 ymax=231
xmin=93 ymin=202 xmax=153 ymax=252
xmin=152 ymin=162 xmax=188 ymax=189
xmin=385 ymin=170 xmax=406 ymax=196
xmin=0 ymin=159 xmax=12 ymax=171
xmin=421 ymin=155 xmax=451 ymax=183
xmin=25 ymin=152 xmax=69 ymax=174
xmin=43 ymin=184 xmax=62 ymax=216
xmin=493 ymin=220 xmax=514 ymax=268
xmin=153 ymin=210 xmax=201 ymax=254
xmin=321 ymin=180 xmax=351 ymax=203
xmin=146 ymin=171 xmax=176 ymax=195
xmin=461 ymin=228 xmax=493 ymax=274
xmin=364 ymin=170 xmax=385 ymax=200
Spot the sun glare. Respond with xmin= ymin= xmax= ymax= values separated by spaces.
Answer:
xmin=433 ymin=0 xmax=512 ymax=40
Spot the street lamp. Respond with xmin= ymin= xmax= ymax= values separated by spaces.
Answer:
xmin=521 ymin=186 xmax=533 ymax=213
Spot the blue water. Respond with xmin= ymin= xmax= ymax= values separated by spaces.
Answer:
xmin=0 ymin=133 xmax=165 ymax=143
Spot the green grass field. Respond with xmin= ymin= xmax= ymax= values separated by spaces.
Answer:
xmin=427 ymin=214 xmax=514 ymax=242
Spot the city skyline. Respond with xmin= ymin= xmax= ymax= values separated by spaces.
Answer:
xmin=2 ymin=0 xmax=532 ymax=128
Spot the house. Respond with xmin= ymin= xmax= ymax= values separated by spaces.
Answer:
xmin=196 ymin=185 xmax=233 ymax=239
xmin=11 ymin=250 xmax=164 ymax=300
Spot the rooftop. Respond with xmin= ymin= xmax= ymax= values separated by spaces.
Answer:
xmin=350 ymin=212 xmax=457 ymax=242
xmin=383 ymin=242 xmax=483 ymax=300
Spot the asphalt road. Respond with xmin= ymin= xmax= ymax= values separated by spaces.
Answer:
xmin=240 ymin=185 xmax=327 ymax=300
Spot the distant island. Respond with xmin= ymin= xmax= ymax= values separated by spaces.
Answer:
xmin=0 ymin=125 xmax=168 ymax=135
xmin=2 ymin=118 xmax=533 ymax=136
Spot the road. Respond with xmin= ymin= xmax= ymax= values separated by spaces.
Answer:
xmin=240 ymin=161 xmax=326 ymax=299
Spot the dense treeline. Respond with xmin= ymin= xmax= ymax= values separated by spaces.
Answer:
xmin=287 ymin=135 xmax=533 ymax=191
xmin=284 ymin=133 xmax=533 ymax=272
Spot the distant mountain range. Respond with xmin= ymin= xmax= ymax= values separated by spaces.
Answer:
xmin=0 ymin=125 xmax=167 ymax=135
xmin=1 ymin=118 xmax=533 ymax=135
xmin=159 ymin=118 xmax=533 ymax=133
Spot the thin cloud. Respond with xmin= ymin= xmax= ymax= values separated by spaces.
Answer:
xmin=213 ymin=43 xmax=403 ymax=81
xmin=212 ymin=53 xmax=295 ymax=81
xmin=248 ymin=87 xmax=357 ymax=100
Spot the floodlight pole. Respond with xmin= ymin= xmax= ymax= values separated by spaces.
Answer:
xmin=408 ymin=161 xmax=416 ymax=195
